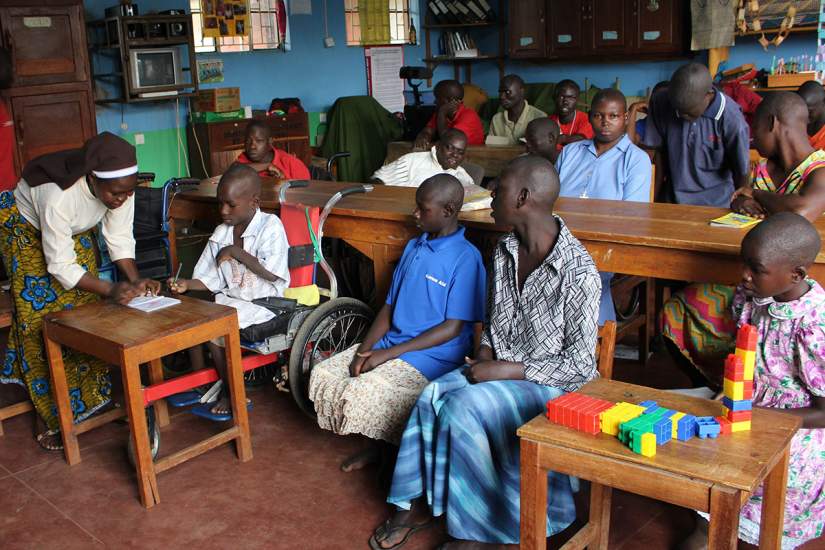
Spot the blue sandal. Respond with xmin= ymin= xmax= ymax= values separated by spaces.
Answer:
xmin=189 ymin=399 xmax=252 ymax=422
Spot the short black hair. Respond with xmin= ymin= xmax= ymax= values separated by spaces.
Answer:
xmin=525 ymin=117 xmax=560 ymax=140
xmin=501 ymin=74 xmax=525 ymax=89
xmin=668 ymin=63 xmax=712 ymax=112
xmin=797 ymin=80 xmax=825 ymax=105
xmin=245 ymin=119 xmax=271 ymax=138
xmin=756 ymin=91 xmax=809 ymax=127
xmin=501 ymin=155 xmax=560 ymax=209
xmin=555 ymin=79 xmax=580 ymax=94
xmin=743 ymin=212 xmax=821 ymax=268
xmin=434 ymin=79 xmax=464 ymax=100
xmin=439 ymin=127 xmax=468 ymax=146
xmin=591 ymin=88 xmax=627 ymax=111
xmin=220 ymin=163 xmax=262 ymax=196
xmin=418 ymin=173 xmax=464 ymax=213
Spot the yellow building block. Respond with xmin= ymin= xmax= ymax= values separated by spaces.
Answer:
xmin=601 ymin=402 xmax=645 ymax=436
xmin=640 ymin=432 xmax=657 ymax=457
xmin=724 ymin=378 xmax=744 ymax=401
xmin=731 ymin=420 xmax=752 ymax=432
xmin=735 ymin=348 xmax=755 ymax=380
xmin=670 ymin=412 xmax=685 ymax=439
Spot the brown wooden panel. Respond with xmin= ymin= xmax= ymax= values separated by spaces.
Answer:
xmin=547 ymin=0 xmax=586 ymax=57
xmin=590 ymin=0 xmax=628 ymax=52
xmin=0 ymin=4 xmax=88 ymax=86
xmin=268 ymin=112 xmax=308 ymax=139
xmin=632 ymin=0 xmax=682 ymax=53
xmin=508 ymin=0 xmax=546 ymax=59
xmin=11 ymin=89 xmax=93 ymax=165
xmin=207 ymin=120 xmax=248 ymax=151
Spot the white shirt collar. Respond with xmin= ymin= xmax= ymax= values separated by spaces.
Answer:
xmin=209 ymin=208 xmax=266 ymax=246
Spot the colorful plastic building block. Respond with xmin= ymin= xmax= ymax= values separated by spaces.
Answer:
xmin=670 ymin=412 xmax=685 ymax=439
xmin=736 ymin=323 xmax=758 ymax=350
xmin=695 ymin=416 xmax=721 ymax=439
xmin=724 ymin=354 xmax=745 ymax=381
xmin=639 ymin=432 xmax=657 ymax=457
xmin=676 ymin=414 xmax=697 ymax=441
xmin=731 ymin=420 xmax=752 ymax=432
xmin=716 ymin=416 xmax=732 ymax=435
xmin=725 ymin=409 xmax=752 ymax=423
xmin=546 ymin=393 xmax=614 ymax=434
xmin=601 ymin=402 xmax=645 ymax=436
xmin=722 ymin=396 xmax=753 ymax=412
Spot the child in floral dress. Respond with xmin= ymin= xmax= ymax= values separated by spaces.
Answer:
xmin=681 ymin=212 xmax=825 ymax=549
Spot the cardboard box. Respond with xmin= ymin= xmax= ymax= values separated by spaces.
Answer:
xmin=190 ymin=109 xmax=246 ymax=123
xmin=193 ymin=87 xmax=241 ymax=113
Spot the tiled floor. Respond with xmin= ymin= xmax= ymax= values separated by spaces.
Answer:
xmin=0 ymin=349 xmax=823 ymax=549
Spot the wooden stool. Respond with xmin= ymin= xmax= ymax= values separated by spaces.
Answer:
xmin=518 ymin=379 xmax=800 ymax=550
xmin=0 ymin=290 xmax=34 ymax=435
xmin=43 ymin=295 xmax=252 ymax=508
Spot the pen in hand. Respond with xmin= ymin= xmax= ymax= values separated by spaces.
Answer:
xmin=169 ymin=263 xmax=183 ymax=292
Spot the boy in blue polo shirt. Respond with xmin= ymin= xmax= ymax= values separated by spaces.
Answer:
xmin=643 ymin=63 xmax=750 ymax=207
xmin=308 ymin=174 xmax=486 ymax=472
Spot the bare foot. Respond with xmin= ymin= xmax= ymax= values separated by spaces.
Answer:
xmin=210 ymin=396 xmax=251 ymax=416
xmin=676 ymin=515 xmax=709 ymax=550
xmin=370 ymin=500 xmax=432 ymax=549
xmin=340 ymin=446 xmax=380 ymax=472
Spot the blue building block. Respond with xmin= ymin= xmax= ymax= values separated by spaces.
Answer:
xmin=722 ymin=396 xmax=753 ymax=412
xmin=695 ymin=416 xmax=721 ymax=439
xmin=676 ymin=414 xmax=697 ymax=441
xmin=639 ymin=400 xmax=658 ymax=413
xmin=652 ymin=417 xmax=672 ymax=445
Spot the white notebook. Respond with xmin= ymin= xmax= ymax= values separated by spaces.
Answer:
xmin=126 ymin=295 xmax=181 ymax=313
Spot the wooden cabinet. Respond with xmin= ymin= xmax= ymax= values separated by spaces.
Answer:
xmin=508 ymin=0 xmax=545 ymax=59
xmin=0 ymin=0 xmax=96 ymax=177
xmin=187 ymin=114 xmax=311 ymax=180
xmin=510 ymin=0 xmax=687 ymax=61
xmin=0 ymin=4 xmax=89 ymax=86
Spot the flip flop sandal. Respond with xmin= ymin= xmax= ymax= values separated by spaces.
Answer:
xmin=189 ymin=400 xmax=252 ymax=422
xmin=368 ymin=518 xmax=434 ymax=550
xmin=35 ymin=429 xmax=63 ymax=452
xmin=167 ymin=389 xmax=206 ymax=408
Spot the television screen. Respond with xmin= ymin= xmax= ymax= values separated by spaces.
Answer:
xmin=135 ymin=51 xmax=177 ymax=88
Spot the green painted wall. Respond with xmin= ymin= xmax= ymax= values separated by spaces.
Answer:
xmin=123 ymin=128 xmax=191 ymax=187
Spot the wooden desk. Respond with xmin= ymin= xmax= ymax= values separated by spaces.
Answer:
xmin=385 ymin=141 xmax=526 ymax=178
xmin=518 ymin=379 xmax=801 ymax=550
xmin=43 ymin=296 xmax=252 ymax=508
xmin=169 ymin=180 xmax=825 ymax=303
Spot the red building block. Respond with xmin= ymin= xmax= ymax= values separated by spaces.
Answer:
xmin=736 ymin=324 xmax=758 ymax=351
xmin=727 ymin=409 xmax=753 ymax=423
xmin=580 ymin=399 xmax=614 ymax=434
xmin=742 ymin=381 xmax=754 ymax=400
xmin=716 ymin=416 xmax=732 ymax=435
xmin=724 ymin=354 xmax=745 ymax=381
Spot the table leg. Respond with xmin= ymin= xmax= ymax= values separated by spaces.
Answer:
xmin=589 ymin=482 xmax=613 ymax=549
xmin=520 ymin=438 xmax=546 ymax=550
xmin=43 ymin=336 xmax=81 ymax=465
xmin=147 ymin=359 xmax=170 ymax=428
xmin=707 ymin=485 xmax=742 ymax=549
xmin=758 ymin=446 xmax=790 ymax=550
xmin=121 ymin=357 xmax=160 ymax=508
xmin=224 ymin=329 xmax=252 ymax=462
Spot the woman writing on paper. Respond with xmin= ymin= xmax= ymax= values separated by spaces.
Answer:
xmin=0 ymin=132 xmax=160 ymax=451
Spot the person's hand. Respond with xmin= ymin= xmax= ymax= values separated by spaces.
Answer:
xmin=134 ymin=278 xmax=161 ymax=296
xmin=167 ymin=278 xmax=189 ymax=294
xmin=464 ymin=357 xmax=511 ymax=383
xmin=730 ymin=187 xmax=767 ymax=218
xmin=360 ymin=348 xmax=396 ymax=374
xmin=439 ymin=99 xmax=460 ymax=119
xmin=413 ymin=133 xmax=432 ymax=150
xmin=628 ymin=100 xmax=649 ymax=116
xmin=109 ymin=281 xmax=142 ymax=304
xmin=266 ymin=164 xmax=285 ymax=179
xmin=349 ymin=351 xmax=368 ymax=377
xmin=216 ymin=245 xmax=240 ymax=265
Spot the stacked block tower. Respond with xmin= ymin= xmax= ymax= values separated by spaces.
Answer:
xmin=721 ymin=324 xmax=757 ymax=433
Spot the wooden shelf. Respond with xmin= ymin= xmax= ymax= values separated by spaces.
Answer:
xmin=95 ymin=92 xmax=196 ymax=105
xmin=736 ymin=24 xmax=818 ymax=37
xmin=423 ymin=21 xmax=501 ymax=29
xmin=424 ymin=55 xmax=502 ymax=62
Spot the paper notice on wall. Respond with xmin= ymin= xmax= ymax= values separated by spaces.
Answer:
xmin=291 ymin=0 xmax=312 ymax=15
xmin=201 ymin=0 xmax=250 ymax=37
xmin=364 ymin=46 xmax=405 ymax=114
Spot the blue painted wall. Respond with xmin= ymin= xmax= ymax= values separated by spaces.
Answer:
xmin=84 ymin=0 xmax=820 ymax=133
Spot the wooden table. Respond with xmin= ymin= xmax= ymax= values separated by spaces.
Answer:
xmin=169 ymin=180 xmax=825 ymax=303
xmin=385 ymin=141 xmax=526 ymax=177
xmin=43 ymin=295 xmax=252 ymax=508
xmin=518 ymin=379 xmax=801 ymax=549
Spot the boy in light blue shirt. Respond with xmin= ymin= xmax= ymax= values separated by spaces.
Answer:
xmin=556 ymin=88 xmax=651 ymax=322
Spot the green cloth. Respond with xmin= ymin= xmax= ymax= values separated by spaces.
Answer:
xmin=320 ymin=96 xmax=403 ymax=183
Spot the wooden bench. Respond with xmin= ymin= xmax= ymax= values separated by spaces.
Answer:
xmin=0 ymin=290 xmax=34 ymax=436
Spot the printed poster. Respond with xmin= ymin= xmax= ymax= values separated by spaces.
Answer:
xmin=197 ymin=59 xmax=224 ymax=83
xmin=200 ymin=0 xmax=250 ymax=37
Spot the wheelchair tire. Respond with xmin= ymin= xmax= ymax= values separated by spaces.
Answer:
xmin=126 ymin=406 xmax=160 ymax=467
xmin=288 ymin=297 xmax=374 ymax=417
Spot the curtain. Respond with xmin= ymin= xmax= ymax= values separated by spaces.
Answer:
xmin=358 ymin=0 xmax=391 ymax=45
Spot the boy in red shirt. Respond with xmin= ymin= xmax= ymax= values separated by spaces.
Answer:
xmin=414 ymin=79 xmax=484 ymax=148
xmin=549 ymin=79 xmax=594 ymax=153
xmin=235 ymin=119 xmax=310 ymax=180
xmin=0 ymin=47 xmax=16 ymax=191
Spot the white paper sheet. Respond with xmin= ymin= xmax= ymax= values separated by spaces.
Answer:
xmin=127 ymin=295 xmax=181 ymax=313
xmin=291 ymin=0 xmax=312 ymax=15
xmin=365 ymin=46 xmax=405 ymax=114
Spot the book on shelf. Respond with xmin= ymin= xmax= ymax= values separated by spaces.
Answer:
xmin=428 ymin=1 xmax=494 ymax=24
xmin=708 ymin=212 xmax=762 ymax=229
xmin=439 ymin=31 xmax=479 ymax=57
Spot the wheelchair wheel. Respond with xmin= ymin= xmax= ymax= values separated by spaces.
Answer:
xmin=288 ymin=297 xmax=374 ymax=417
xmin=127 ymin=406 xmax=160 ymax=466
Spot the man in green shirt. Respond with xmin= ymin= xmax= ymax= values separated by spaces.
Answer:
xmin=488 ymin=74 xmax=546 ymax=145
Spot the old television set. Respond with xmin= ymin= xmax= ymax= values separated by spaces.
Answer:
xmin=129 ymin=48 xmax=184 ymax=96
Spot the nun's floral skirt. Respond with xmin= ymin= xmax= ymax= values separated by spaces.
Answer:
xmin=0 ymin=191 xmax=111 ymax=431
